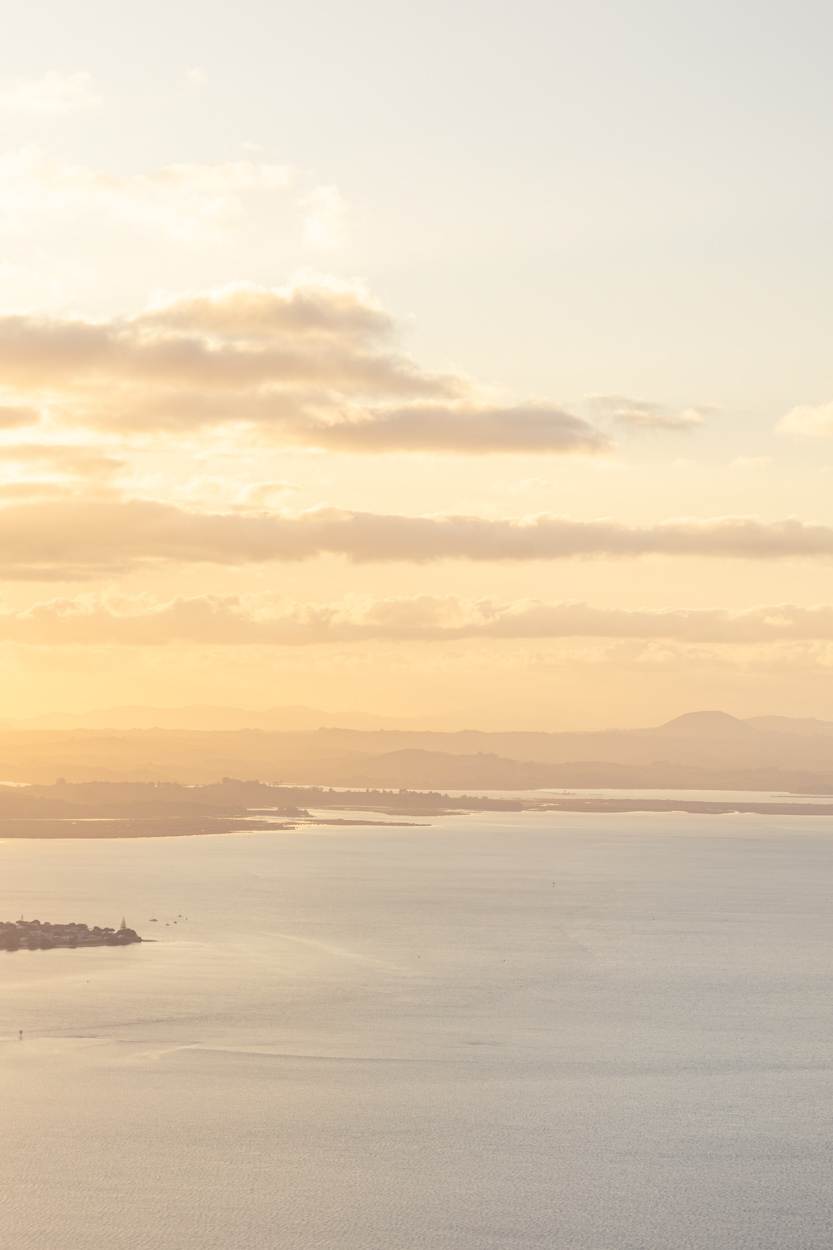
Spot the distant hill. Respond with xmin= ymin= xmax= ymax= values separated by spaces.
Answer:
xmin=0 ymin=708 xmax=830 ymax=790
xmin=335 ymin=749 xmax=554 ymax=790
xmin=657 ymin=710 xmax=755 ymax=736
xmin=746 ymin=715 xmax=833 ymax=738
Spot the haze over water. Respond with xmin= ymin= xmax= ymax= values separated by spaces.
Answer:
xmin=3 ymin=809 xmax=833 ymax=1249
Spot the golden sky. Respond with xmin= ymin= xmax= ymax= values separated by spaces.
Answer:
xmin=3 ymin=3 xmax=833 ymax=727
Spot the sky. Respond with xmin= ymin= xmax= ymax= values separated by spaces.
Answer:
xmin=2 ymin=0 xmax=833 ymax=728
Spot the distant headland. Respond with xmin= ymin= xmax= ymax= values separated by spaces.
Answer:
xmin=0 ymin=918 xmax=142 ymax=951
xmin=0 ymin=777 xmax=832 ymax=840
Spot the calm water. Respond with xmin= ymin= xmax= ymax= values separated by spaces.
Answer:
xmin=3 ymin=810 xmax=833 ymax=1249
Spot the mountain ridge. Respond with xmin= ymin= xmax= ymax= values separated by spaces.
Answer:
xmin=0 ymin=709 xmax=831 ymax=788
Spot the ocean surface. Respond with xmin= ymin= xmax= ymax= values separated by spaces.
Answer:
xmin=3 ymin=807 xmax=833 ymax=1249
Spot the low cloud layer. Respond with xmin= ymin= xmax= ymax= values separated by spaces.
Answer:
xmin=3 ymin=497 xmax=833 ymax=577
xmin=8 ymin=593 xmax=833 ymax=646
xmin=0 ymin=283 xmax=609 ymax=455
xmin=0 ymin=404 xmax=38 ymax=429
xmin=301 ymin=403 xmax=606 ymax=453
xmin=0 ymin=443 xmax=123 ymax=479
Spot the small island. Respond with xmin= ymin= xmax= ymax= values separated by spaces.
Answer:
xmin=0 ymin=918 xmax=142 ymax=952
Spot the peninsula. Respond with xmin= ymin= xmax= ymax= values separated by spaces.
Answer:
xmin=0 ymin=918 xmax=142 ymax=951
xmin=1 ymin=778 xmax=833 ymax=839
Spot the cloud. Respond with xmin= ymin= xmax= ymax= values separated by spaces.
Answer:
xmin=0 ymin=404 xmax=39 ymax=429
xmin=0 ymin=150 xmax=293 ymax=243
xmin=0 ymin=306 xmax=437 ymax=395
xmin=0 ymin=72 xmax=99 ymax=115
xmin=8 ymin=593 xmax=833 ymax=646
xmin=0 ymin=283 xmax=609 ymax=454
xmin=588 ymin=395 xmax=708 ymax=431
xmin=0 ymin=480 xmax=97 ymax=503
xmin=2 ymin=498 xmax=833 ymax=578
xmin=138 ymin=282 xmax=392 ymax=342
xmin=0 ymin=443 xmax=123 ymax=479
xmin=304 ymin=403 xmax=609 ymax=453
xmin=778 ymin=401 xmax=833 ymax=438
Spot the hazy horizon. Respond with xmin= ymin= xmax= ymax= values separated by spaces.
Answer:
xmin=1 ymin=706 xmax=833 ymax=793
xmin=4 ymin=701 xmax=833 ymax=734
xmin=3 ymin=700 xmax=823 ymax=733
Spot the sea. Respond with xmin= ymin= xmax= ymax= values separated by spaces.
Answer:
xmin=3 ymin=801 xmax=833 ymax=1249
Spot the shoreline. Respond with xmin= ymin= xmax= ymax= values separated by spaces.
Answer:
xmin=2 ymin=794 xmax=833 ymax=838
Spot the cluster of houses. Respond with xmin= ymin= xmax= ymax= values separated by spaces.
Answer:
xmin=0 ymin=918 xmax=142 ymax=951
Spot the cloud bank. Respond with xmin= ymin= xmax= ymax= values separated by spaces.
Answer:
xmin=0 ymin=444 xmax=122 ymax=479
xmin=0 ymin=283 xmax=609 ymax=455
xmin=2 ymin=498 xmax=833 ymax=577
xmin=0 ymin=405 xmax=39 ymax=429
xmin=8 ymin=594 xmax=833 ymax=646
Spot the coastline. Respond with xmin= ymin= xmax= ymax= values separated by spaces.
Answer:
xmin=2 ymin=790 xmax=833 ymax=838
